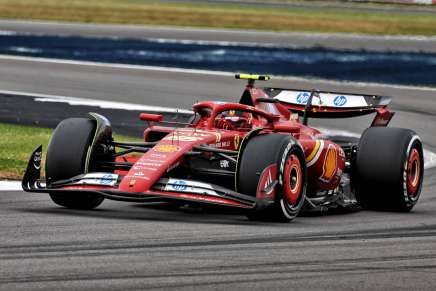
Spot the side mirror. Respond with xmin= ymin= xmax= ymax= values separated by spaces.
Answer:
xmin=139 ymin=113 xmax=163 ymax=122
xmin=274 ymin=124 xmax=300 ymax=133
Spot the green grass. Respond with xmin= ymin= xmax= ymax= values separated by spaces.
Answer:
xmin=0 ymin=0 xmax=435 ymax=35
xmin=0 ymin=123 xmax=141 ymax=180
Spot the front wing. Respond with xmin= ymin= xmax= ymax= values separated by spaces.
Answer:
xmin=22 ymin=146 xmax=265 ymax=210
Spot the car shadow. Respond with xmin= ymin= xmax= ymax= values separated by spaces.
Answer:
xmin=16 ymin=200 xmax=363 ymax=227
xmin=15 ymin=201 xmax=278 ymax=226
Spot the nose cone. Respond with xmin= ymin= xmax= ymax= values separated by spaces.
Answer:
xmin=118 ymin=143 xmax=186 ymax=193
xmin=118 ymin=129 xmax=218 ymax=193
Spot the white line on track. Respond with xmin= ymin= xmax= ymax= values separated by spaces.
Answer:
xmin=0 ymin=54 xmax=234 ymax=76
xmin=1 ymin=54 xmax=436 ymax=92
xmin=0 ymin=89 xmax=193 ymax=114
xmin=0 ymin=181 xmax=22 ymax=191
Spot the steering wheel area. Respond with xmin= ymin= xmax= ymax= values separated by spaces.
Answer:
xmin=214 ymin=111 xmax=253 ymax=130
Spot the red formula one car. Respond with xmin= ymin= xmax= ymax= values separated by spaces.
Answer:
xmin=22 ymin=75 xmax=424 ymax=222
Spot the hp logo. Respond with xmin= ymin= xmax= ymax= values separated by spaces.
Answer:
xmin=100 ymin=174 xmax=114 ymax=185
xmin=333 ymin=95 xmax=347 ymax=107
xmin=296 ymin=92 xmax=310 ymax=104
xmin=172 ymin=180 xmax=187 ymax=191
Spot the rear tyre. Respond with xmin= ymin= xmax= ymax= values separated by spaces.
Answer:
xmin=354 ymin=127 xmax=424 ymax=211
xmin=238 ymin=134 xmax=307 ymax=222
xmin=46 ymin=118 xmax=104 ymax=210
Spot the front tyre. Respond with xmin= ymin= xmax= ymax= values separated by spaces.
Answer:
xmin=238 ymin=134 xmax=307 ymax=222
xmin=46 ymin=118 xmax=104 ymax=210
xmin=354 ymin=127 xmax=424 ymax=211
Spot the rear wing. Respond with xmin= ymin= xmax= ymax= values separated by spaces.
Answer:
xmin=264 ymin=88 xmax=392 ymax=118
xmin=235 ymin=74 xmax=395 ymax=127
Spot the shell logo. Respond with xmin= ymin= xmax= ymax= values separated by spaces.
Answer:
xmin=234 ymin=135 xmax=241 ymax=149
xmin=154 ymin=145 xmax=181 ymax=153
xmin=320 ymin=144 xmax=337 ymax=182
xmin=213 ymin=132 xmax=221 ymax=143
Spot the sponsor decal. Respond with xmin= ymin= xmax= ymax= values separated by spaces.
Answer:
xmin=212 ymin=132 xmax=221 ymax=143
xmin=275 ymin=90 xmax=368 ymax=108
xmin=132 ymin=165 xmax=158 ymax=171
xmin=234 ymin=135 xmax=241 ymax=149
xmin=178 ymin=131 xmax=209 ymax=137
xmin=138 ymin=168 xmax=158 ymax=172
xmin=333 ymin=95 xmax=347 ymax=107
xmin=220 ymin=160 xmax=230 ymax=168
xmin=150 ymin=153 xmax=168 ymax=158
xmin=136 ymin=159 xmax=164 ymax=164
xmin=163 ymin=135 xmax=203 ymax=142
xmin=100 ymin=174 xmax=113 ymax=185
xmin=178 ymin=129 xmax=210 ymax=135
xmin=193 ymin=132 xmax=210 ymax=137
xmin=320 ymin=144 xmax=338 ymax=182
xmin=256 ymin=165 xmax=277 ymax=198
xmin=74 ymin=173 xmax=119 ymax=186
xmin=338 ymin=148 xmax=346 ymax=159
xmin=136 ymin=162 xmax=162 ymax=167
xmin=154 ymin=145 xmax=180 ymax=153
xmin=171 ymin=180 xmax=188 ymax=191
xmin=134 ymin=172 xmax=145 ymax=176
xmin=100 ymin=174 xmax=115 ymax=185
xmin=33 ymin=151 xmax=42 ymax=170
xmin=163 ymin=179 xmax=218 ymax=196
xmin=279 ymin=141 xmax=295 ymax=186
xmin=129 ymin=179 xmax=136 ymax=187
xmin=296 ymin=92 xmax=310 ymax=104
xmin=210 ymin=141 xmax=231 ymax=148
xmin=125 ymin=175 xmax=150 ymax=180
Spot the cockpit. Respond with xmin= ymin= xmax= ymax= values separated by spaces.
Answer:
xmin=192 ymin=101 xmax=273 ymax=131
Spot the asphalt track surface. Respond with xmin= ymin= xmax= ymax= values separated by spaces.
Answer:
xmin=1 ymin=24 xmax=436 ymax=290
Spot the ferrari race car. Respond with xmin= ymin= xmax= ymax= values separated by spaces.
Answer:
xmin=22 ymin=74 xmax=424 ymax=222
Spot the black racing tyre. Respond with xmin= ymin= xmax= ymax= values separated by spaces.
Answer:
xmin=46 ymin=118 xmax=104 ymax=210
xmin=238 ymin=134 xmax=307 ymax=222
xmin=354 ymin=127 xmax=424 ymax=212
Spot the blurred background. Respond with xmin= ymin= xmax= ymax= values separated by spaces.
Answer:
xmin=0 ymin=0 xmax=435 ymax=86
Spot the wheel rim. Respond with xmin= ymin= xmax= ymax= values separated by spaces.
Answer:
xmin=283 ymin=154 xmax=302 ymax=205
xmin=407 ymin=148 xmax=421 ymax=196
